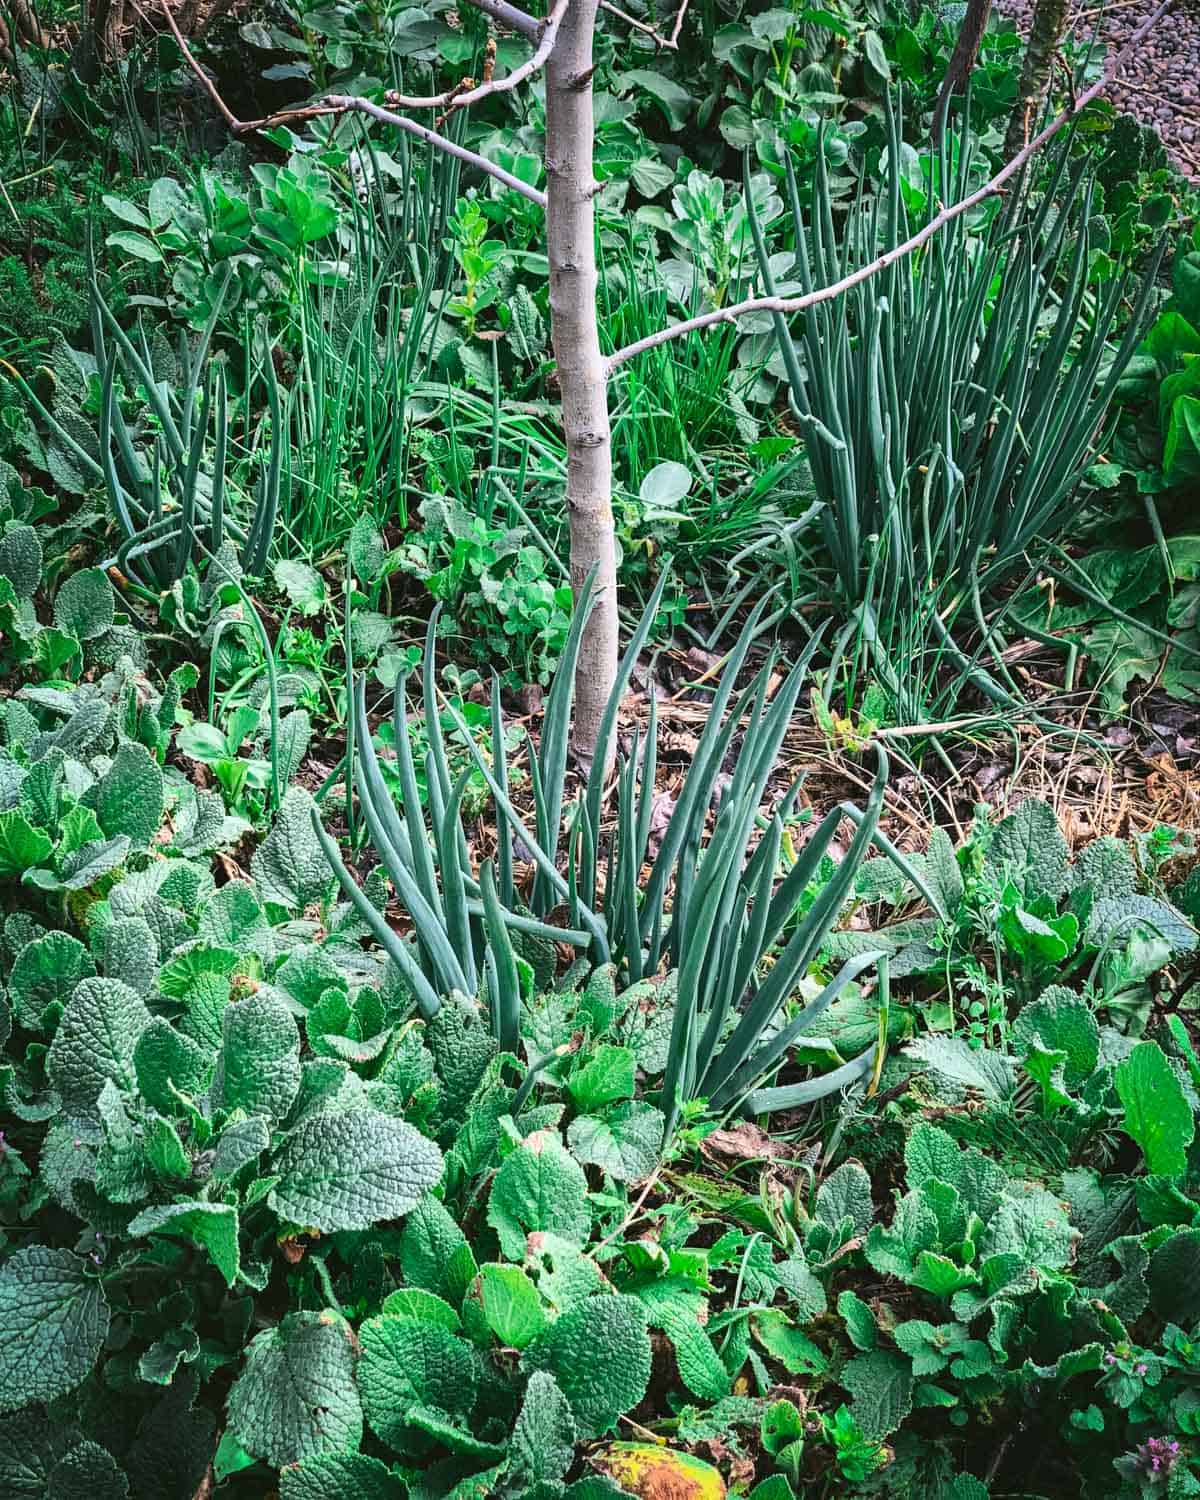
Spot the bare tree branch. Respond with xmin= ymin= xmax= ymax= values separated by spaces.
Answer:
xmin=605 ymin=0 xmax=1173 ymax=375
xmin=598 ymin=0 xmax=690 ymax=49
xmin=323 ymin=96 xmax=548 ymax=204
xmin=463 ymin=0 xmax=540 ymax=41
xmin=157 ymin=0 xmax=548 ymax=207
xmin=379 ymin=0 xmax=567 ymax=113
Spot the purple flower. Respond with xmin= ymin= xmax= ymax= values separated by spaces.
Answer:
xmin=1132 ymin=1437 xmax=1182 ymax=1482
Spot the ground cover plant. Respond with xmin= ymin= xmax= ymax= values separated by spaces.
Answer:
xmin=0 ymin=0 xmax=1199 ymax=1493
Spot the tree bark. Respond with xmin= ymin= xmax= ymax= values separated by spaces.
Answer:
xmin=544 ymin=0 xmax=619 ymax=770
xmin=932 ymin=0 xmax=992 ymax=145
xmin=1004 ymin=0 xmax=1069 ymax=156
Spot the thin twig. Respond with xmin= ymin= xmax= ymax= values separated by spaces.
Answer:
xmin=465 ymin=0 xmax=540 ymax=39
xmin=599 ymin=0 xmax=689 ymax=48
xmin=158 ymin=0 xmax=549 ymax=207
xmin=380 ymin=0 xmax=567 ymax=113
xmin=605 ymin=0 xmax=1174 ymax=374
xmin=593 ymin=1164 xmax=664 ymax=1251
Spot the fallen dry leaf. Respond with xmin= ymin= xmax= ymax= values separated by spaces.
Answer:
xmin=700 ymin=1121 xmax=788 ymax=1163
xmin=593 ymin=1443 xmax=726 ymax=1500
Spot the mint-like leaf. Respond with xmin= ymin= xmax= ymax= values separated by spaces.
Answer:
xmin=47 ymin=977 xmax=150 ymax=1118
xmin=228 ymin=1311 xmax=362 ymax=1467
xmin=0 ymin=1247 xmax=110 ymax=1411
xmin=269 ymin=1110 xmax=443 ymax=1232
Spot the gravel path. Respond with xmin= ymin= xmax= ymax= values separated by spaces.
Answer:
xmin=996 ymin=0 xmax=1200 ymax=179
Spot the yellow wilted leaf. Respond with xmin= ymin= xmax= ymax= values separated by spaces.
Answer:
xmin=592 ymin=1442 xmax=726 ymax=1500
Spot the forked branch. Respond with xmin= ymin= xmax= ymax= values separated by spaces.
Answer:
xmin=605 ymin=0 xmax=1173 ymax=374
xmin=598 ymin=0 xmax=690 ymax=49
xmin=373 ymin=0 xmax=568 ymax=113
xmin=158 ymin=0 xmax=551 ymax=207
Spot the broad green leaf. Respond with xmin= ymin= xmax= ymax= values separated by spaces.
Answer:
xmin=635 ymin=1280 xmax=730 ymax=1400
xmin=269 ymin=1109 xmax=443 ymax=1232
xmin=9 ymin=930 xmax=95 ymax=1031
xmin=487 ymin=1133 xmax=591 ymax=1259
xmin=567 ymin=1101 xmax=663 ymax=1182
xmin=1148 ymin=1228 xmax=1200 ymax=1325
xmin=904 ymin=1123 xmax=961 ymax=1192
xmin=521 ymin=1294 xmax=652 ymax=1438
xmin=358 ymin=1316 xmax=477 ymax=1450
xmin=198 ymin=882 xmax=275 ymax=962
xmin=398 ymin=1195 xmax=474 ymax=1300
xmin=638 ymin=461 xmax=692 ymax=512
xmin=211 ymin=1115 xmax=271 ymax=1179
xmin=568 ymin=1044 xmax=637 ymax=1111
xmin=279 ymin=1454 xmax=405 ymax=1500
xmin=53 ymin=569 xmax=114 ymax=642
xmin=508 ymin=1372 xmax=575 ymax=1491
xmin=0 ymin=525 xmax=43 ymax=599
xmin=274 ymin=560 xmax=327 ymax=614
xmin=840 ymin=1350 xmax=912 ymax=1440
xmin=96 ymin=744 xmax=164 ymax=847
xmin=1115 ymin=1041 xmax=1194 ymax=1175
xmin=102 ymin=195 xmax=149 ymax=227
xmin=47 ymin=977 xmax=150 ymax=1117
xmin=477 ymin=1263 xmax=545 ymax=1349
xmin=228 ymin=1311 xmax=362 ymax=1467
xmin=106 ymin=229 xmax=163 ymax=262
xmin=0 ymin=809 xmax=52 ymax=876
xmin=381 ymin=1287 xmax=462 ymax=1330
xmin=218 ymin=992 xmax=301 ymax=1121
xmin=44 ymin=1440 xmax=127 ymax=1500
xmin=134 ymin=1017 xmax=214 ymax=1114
xmin=251 ymin=787 xmax=331 ymax=913
xmin=987 ymin=801 xmax=1069 ymax=902
xmin=814 ymin=1161 xmax=874 ymax=1233
xmin=617 ymin=69 xmax=692 ymax=129
xmin=0 ymin=1247 xmax=110 ymax=1412
xmin=26 ymin=835 xmax=131 ymax=894
xmin=127 ymin=1202 xmax=240 ymax=1286
xmin=347 ymin=516 xmax=386 ymax=584
xmin=838 ymin=1290 xmax=878 ymax=1351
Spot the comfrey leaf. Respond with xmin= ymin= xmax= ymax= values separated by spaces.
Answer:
xmin=1115 ymin=1041 xmax=1195 ymax=1175
xmin=358 ymin=1316 xmax=478 ymax=1451
xmin=567 ymin=1101 xmax=664 ymax=1182
xmin=252 ymin=787 xmax=333 ymax=914
xmin=987 ymin=800 xmax=1069 ymax=902
xmin=217 ymin=991 xmax=302 ymax=1121
xmin=127 ymin=1202 xmax=240 ymax=1286
xmin=279 ymin=1454 xmax=405 ymax=1500
xmin=509 ymin=1372 xmax=576 ymax=1489
xmin=44 ymin=1440 xmax=127 ymax=1500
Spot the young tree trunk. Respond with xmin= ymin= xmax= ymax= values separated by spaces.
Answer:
xmin=932 ymin=0 xmax=992 ymax=145
xmin=543 ymin=0 xmax=619 ymax=770
xmin=1004 ymin=0 xmax=1069 ymax=156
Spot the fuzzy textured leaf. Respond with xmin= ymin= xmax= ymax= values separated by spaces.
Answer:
xmin=228 ymin=1311 xmax=362 ymax=1467
xmin=0 ymin=1247 xmax=110 ymax=1412
xmin=521 ymin=1294 xmax=652 ymax=1437
xmin=269 ymin=1109 xmax=443 ymax=1232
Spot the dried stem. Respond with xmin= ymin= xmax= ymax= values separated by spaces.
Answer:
xmin=605 ymin=0 xmax=1174 ymax=374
